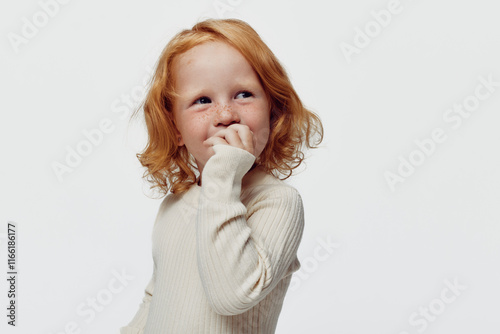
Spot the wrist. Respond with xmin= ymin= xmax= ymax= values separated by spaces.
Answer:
xmin=200 ymin=144 xmax=256 ymax=202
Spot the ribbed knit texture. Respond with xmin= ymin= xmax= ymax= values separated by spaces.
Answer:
xmin=120 ymin=144 xmax=304 ymax=334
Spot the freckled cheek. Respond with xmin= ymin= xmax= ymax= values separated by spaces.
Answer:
xmin=249 ymin=108 xmax=271 ymax=146
xmin=194 ymin=111 xmax=212 ymax=129
xmin=189 ymin=112 xmax=212 ymax=138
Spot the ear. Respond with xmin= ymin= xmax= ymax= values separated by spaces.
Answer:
xmin=176 ymin=133 xmax=184 ymax=147
xmin=168 ymin=111 xmax=184 ymax=147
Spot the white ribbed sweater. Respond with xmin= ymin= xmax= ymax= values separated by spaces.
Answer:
xmin=120 ymin=144 xmax=304 ymax=334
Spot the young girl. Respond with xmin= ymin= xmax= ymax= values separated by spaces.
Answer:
xmin=120 ymin=18 xmax=323 ymax=334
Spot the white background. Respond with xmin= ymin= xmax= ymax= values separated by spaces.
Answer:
xmin=1 ymin=0 xmax=499 ymax=333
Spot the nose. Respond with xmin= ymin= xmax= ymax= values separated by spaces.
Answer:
xmin=212 ymin=103 xmax=240 ymax=127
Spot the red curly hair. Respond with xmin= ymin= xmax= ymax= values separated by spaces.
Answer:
xmin=130 ymin=18 xmax=323 ymax=196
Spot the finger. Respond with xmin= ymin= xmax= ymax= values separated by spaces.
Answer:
xmin=211 ymin=128 xmax=244 ymax=149
xmin=204 ymin=136 xmax=229 ymax=147
xmin=227 ymin=123 xmax=249 ymax=134
xmin=227 ymin=124 xmax=254 ymax=154
xmin=241 ymin=128 xmax=255 ymax=153
xmin=223 ymin=128 xmax=245 ymax=149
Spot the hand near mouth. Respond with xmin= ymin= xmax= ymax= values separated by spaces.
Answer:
xmin=203 ymin=124 xmax=257 ymax=157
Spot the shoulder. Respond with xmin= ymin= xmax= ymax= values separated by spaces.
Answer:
xmin=153 ymin=193 xmax=178 ymax=220
xmin=152 ymin=186 xmax=200 ymax=225
xmin=241 ymin=168 xmax=304 ymax=233
xmin=241 ymin=166 xmax=303 ymax=210
xmin=156 ymin=189 xmax=191 ymax=216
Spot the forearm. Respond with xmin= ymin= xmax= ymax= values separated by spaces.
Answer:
xmin=196 ymin=144 xmax=304 ymax=316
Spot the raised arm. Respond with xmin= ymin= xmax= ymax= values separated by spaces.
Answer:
xmin=196 ymin=144 xmax=304 ymax=316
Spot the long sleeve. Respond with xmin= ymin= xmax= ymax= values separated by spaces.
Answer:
xmin=196 ymin=144 xmax=305 ymax=316
xmin=119 ymin=268 xmax=155 ymax=334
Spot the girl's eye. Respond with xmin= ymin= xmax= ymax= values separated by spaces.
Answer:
xmin=236 ymin=91 xmax=253 ymax=99
xmin=194 ymin=96 xmax=211 ymax=105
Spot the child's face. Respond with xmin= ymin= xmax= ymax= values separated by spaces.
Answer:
xmin=172 ymin=41 xmax=270 ymax=173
